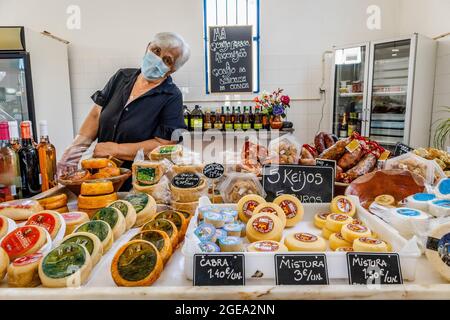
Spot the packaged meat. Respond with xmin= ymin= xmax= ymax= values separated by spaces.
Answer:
xmin=337 ymin=139 xmax=367 ymax=170
xmin=268 ymin=134 xmax=301 ymax=164
xmin=314 ymin=132 xmax=326 ymax=154
xmin=218 ymin=172 xmax=266 ymax=203
xmin=319 ymin=138 xmax=351 ymax=160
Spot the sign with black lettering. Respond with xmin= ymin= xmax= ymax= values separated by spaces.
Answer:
xmin=394 ymin=142 xmax=413 ymax=156
xmin=208 ymin=25 xmax=253 ymax=93
xmin=275 ymin=254 xmax=329 ymax=285
xmin=346 ymin=252 xmax=403 ymax=285
xmin=262 ymin=164 xmax=334 ymax=203
xmin=203 ymin=162 xmax=225 ymax=179
xmin=193 ymin=254 xmax=245 ymax=286
xmin=172 ymin=173 xmax=200 ymax=189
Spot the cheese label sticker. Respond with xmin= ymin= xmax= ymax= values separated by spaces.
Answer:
xmin=359 ymin=237 xmax=382 ymax=245
xmin=76 ymin=221 xmax=109 ymax=242
xmin=158 ymin=145 xmax=177 ymax=154
xmin=437 ymin=232 xmax=450 ymax=266
xmin=347 ymin=224 xmax=368 ymax=233
xmin=136 ymin=167 xmax=156 ymax=184
xmin=243 ymin=200 xmax=259 ymax=218
xmin=42 ymin=243 xmax=87 ymax=279
xmin=26 ymin=213 xmax=57 ymax=234
xmin=438 ymin=179 xmax=450 ymax=195
xmin=412 ymin=193 xmax=435 ymax=201
xmin=62 ymin=235 xmax=95 ymax=255
xmin=156 ymin=211 xmax=183 ymax=231
xmin=62 ymin=212 xmax=84 ymax=221
xmin=199 ymin=242 xmax=220 ymax=253
xmin=294 ymin=233 xmax=318 ymax=243
xmin=252 ymin=216 xmax=274 ymax=234
xmin=351 ymin=219 xmax=364 ymax=225
xmin=254 ymin=241 xmax=280 ymax=252
xmin=280 ymin=200 xmax=297 ymax=219
xmin=92 ymin=208 xmax=119 ymax=229
xmin=345 ymin=139 xmax=360 ymax=153
xmin=0 ymin=199 xmax=35 ymax=210
xmin=331 ymin=214 xmax=349 ymax=221
xmin=432 ymin=200 xmax=450 ymax=208
xmin=318 ymin=213 xmax=330 ymax=220
xmin=259 ymin=206 xmax=276 ymax=214
xmin=13 ymin=253 xmax=43 ymax=266
xmin=117 ymin=241 xmax=158 ymax=282
xmin=336 ymin=198 xmax=353 ymax=214
xmin=397 ymin=208 xmax=420 ymax=217
xmin=1 ymin=226 xmax=42 ymax=257
xmin=125 ymin=193 xmax=149 ymax=214
xmin=335 ymin=233 xmax=345 ymax=240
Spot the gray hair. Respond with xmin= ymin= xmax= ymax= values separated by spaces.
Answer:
xmin=152 ymin=32 xmax=190 ymax=71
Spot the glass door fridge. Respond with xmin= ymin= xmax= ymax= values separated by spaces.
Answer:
xmin=332 ymin=43 xmax=370 ymax=139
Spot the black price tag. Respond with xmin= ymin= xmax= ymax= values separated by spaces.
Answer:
xmin=315 ymin=159 xmax=336 ymax=175
xmin=394 ymin=142 xmax=413 ymax=156
xmin=172 ymin=172 xmax=200 ymax=189
xmin=262 ymin=164 xmax=334 ymax=203
xmin=203 ymin=163 xmax=225 ymax=179
xmin=275 ymin=254 xmax=329 ymax=285
xmin=346 ymin=252 xmax=403 ymax=285
xmin=193 ymin=254 xmax=245 ymax=286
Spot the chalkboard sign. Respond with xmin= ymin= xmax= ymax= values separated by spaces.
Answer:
xmin=193 ymin=254 xmax=245 ymax=286
xmin=262 ymin=165 xmax=334 ymax=203
xmin=208 ymin=25 xmax=253 ymax=93
xmin=394 ymin=142 xmax=413 ymax=156
xmin=315 ymin=159 xmax=336 ymax=175
xmin=203 ymin=163 xmax=225 ymax=179
xmin=275 ymin=254 xmax=329 ymax=285
xmin=172 ymin=173 xmax=200 ymax=189
xmin=346 ymin=252 xmax=403 ymax=285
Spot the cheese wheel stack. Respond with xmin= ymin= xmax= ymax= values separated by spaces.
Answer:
xmin=78 ymin=181 xmax=117 ymax=218
xmin=38 ymin=194 xmax=69 ymax=213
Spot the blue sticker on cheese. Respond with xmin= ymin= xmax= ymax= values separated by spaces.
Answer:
xmin=412 ymin=193 xmax=436 ymax=201
xmin=438 ymin=179 xmax=450 ymax=195
xmin=194 ymin=223 xmax=216 ymax=242
xmin=396 ymin=208 xmax=420 ymax=217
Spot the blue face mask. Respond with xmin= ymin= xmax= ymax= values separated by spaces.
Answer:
xmin=141 ymin=51 xmax=170 ymax=80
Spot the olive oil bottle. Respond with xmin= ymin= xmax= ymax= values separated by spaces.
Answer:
xmin=203 ymin=108 xmax=212 ymax=131
xmin=213 ymin=107 xmax=223 ymax=130
xmin=183 ymin=105 xmax=191 ymax=130
xmin=234 ymin=107 xmax=243 ymax=130
xmin=224 ymin=107 xmax=233 ymax=131
xmin=190 ymin=105 xmax=203 ymax=131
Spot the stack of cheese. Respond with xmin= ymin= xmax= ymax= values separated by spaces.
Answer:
xmin=81 ymin=158 xmax=121 ymax=179
xmin=132 ymin=160 xmax=170 ymax=204
xmin=78 ymin=180 xmax=118 ymax=217
xmin=170 ymin=170 xmax=208 ymax=216
xmin=38 ymin=194 xmax=69 ymax=213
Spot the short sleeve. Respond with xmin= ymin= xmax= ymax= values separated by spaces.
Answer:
xmin=152 ymin=93 xmax=187 ymax=141
xmin=91 ymin=70 xmax=121 ymax=107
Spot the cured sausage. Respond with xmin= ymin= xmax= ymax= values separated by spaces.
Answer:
xmin=319 ymin=138 xmax=350 ymax=160
xmin=343 ymin=152 xmax=378 ymax=182
xmin=323 ymin=133 xmax=335 ymax=149
xmin=314 ymin=132 xmax=326 ymax=154
xmin=337 ymin=145 xmax=365 ymax=170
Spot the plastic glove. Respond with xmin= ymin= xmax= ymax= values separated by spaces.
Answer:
xmin=57 ymin=135 xmax=93 ymax=177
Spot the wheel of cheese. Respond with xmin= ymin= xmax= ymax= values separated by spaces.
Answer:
xmin=124 ymin=193 xmax=157 ymax=227
xmin=374 ymin=194 xmax=395 ymax=207
xmin=284 ymin=232 xmax=326 ymax=252
xmin=253 ymin=203 xmax=287 ymax=229
xmin=428 ymin=200 xmax=450 ymax=217
xmin=61 ymin=232 xmax=103 ymax=267
xmin=153 ymin=210 xmax=187 ymax=240
xmin=204 ymin=212 xmax=226 ymax=228
xmin=91 ymin=207 xmax=126 ymax=240
xmin=325 ymin=213 xmax=353 ymax=233
xmin=273 ymin=194 xmax=304 ymax=227
xmin=61 ymin=212 xmax=90 ymax=236
xmin=7 ymin=253 xmax=43 ymax=287
xmin=149 ymin=144 xmax=182 ymax=161
xmin=170 ymin=178 xmax=207 ymax=203
xmin=341 ymin=223 xmax=372 ymax=243
xmin=98 ymin=167 xmax=121 ymax=177
xmin=39 ymin=242 xmax=92 ymax=287
xmin=436 ymin=178 xmax=450 ymax=200
xmin=108 ymin=200 xmax=137 ymax=231
xmin=321 ymin=227 xmax=333 ymax=240
xmin=0 ymin=199 xmax=43 ymax=221
xmin=247 ymin=240 xmax=288 ymax=253
xmin=353 ymin=237 xmax=388 ymax=252
xmin=246 ymin=212 xmax=283 ymax=243
xmin=25 ymin=210 xmax=62 ymax=240
xmin=78 ymin=193 xmax=118 ymax=210
xmin=38 ymin=193 xmax=68 ymax=210
xmin=329 ymin=233 xmax=352 ymax=251
xmin=53 ymin=206 xmax=69 ymax=213
xmin=132 ymin=162 xmax=165 ymax=186
xmin=142 ymin=218 xmax=179 ymax=250
xmin=81 ymin=158 xmax=110 ymax=169
xmin=80 ymin=181 xmax=114 ymax=196
xmin=219 ymin=236 xmax=244 ymax=252
xmin=131 ymin=230 xmax=173 ymax=265
xmin=0 ymin=215 xmax=16 ymax=239
xmin=425 ymin=221 xmax=450 ymax=281
xmin=177 ymin=210 xmax=193 ymax=225
xmin=389 ymin=208 xmax=430 ymax=237
xmin=330 ymin=196 xmax=356 ymax=217
xmin=405 ymin=193 xmax=436 ymax=211
xmin=237 ymin=194 xmax=266 ymax=223
xmin=1 ymin=226 xmax=47 ymax=260
xmin=111 ymin=240 xmax=163 ymax=287
xmin=170 ymin=201 xmax=198 ymax=216
xmin=75 ymin=220 xmax=114 ymax=253
xmin=0 ymin=247 xmax=9 ymax=281
xmin=314 ymin=213 xmax=330 ymax=229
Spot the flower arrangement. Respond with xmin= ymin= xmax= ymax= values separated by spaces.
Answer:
xmin=253 ymin=88 xmax=291 ymax=118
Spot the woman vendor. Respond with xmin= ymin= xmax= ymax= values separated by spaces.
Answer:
xmin=57 ymin=32 xmax=190 ymax=190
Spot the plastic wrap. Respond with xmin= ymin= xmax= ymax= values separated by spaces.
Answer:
xmin=218 ymin=172 xmax=266 ymax=203
xmin=57 ymin=135 xmax=93 ymax=177
xmin=385 ymin=152 xmax=437 ymax=185
xmin=267 ymin=134 xmax=301 ymax=164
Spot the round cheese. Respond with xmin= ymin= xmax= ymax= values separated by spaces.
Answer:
xmin=108 ymin=200 xmax=137 ymax=231
xmin=194 ymin=223 xmax=217 ymax=242
xmin=81 ymin=158 xmax=110 ymax=169
xmin=204 ymin=212 xmax=226 ymax=228
xmin=7 ymin=253 xmax=43 ymax=287
xmin=198 ymin=241 xmax=220 ymax=253
xmin=405 ymin=193 xmax=436 ymax=211
xmin=171 ymin=201 xmax=198 ymax=216
xmin=0 ymin=247 xmax=9 ymax=281
xmin=53 ymin=206 xmax=69 ymax=213
xmin=170 ymin=177 xmax=207 ymax=203
xmin=429 ymin=199 xmax=450 ymax=218
xmin=111 ymin=240 xmax=163 ymax=287
xmin=284 ymin=232 xmax=326 ymax=252
xmin=153 ymin=210 xmax=187 ymax=240
xmin=374 ymin=194 xmax=395 ymax=207
xmin=273 ymin=194 xmax=304 ymax=227
xmin=314 ymin=213 xmax=330 ymax=229
xmin=389 ymin=208 xmax=430 ymax=238
xmin=219 ymin=236 xmax=243 ymax=252
xmin=80 ymin=181 xmax=114 ymax=196
xmin=25 ymin=210 xmax=62 ymax=240
xmin=246 ymin=212 xmax=283 ymax=243
xmin=39 ymin=242 xmax=92 ymax=287
xmin=142 ymin=218 xmax=179 ymax=250
xmin=247 ymin=240 xmax=288 ymax=253
xmin=253 ymin=202 xmax=287 ymax=229
xmin=321 ymin=227 xmax=333 ymax=240
xmin=92 ymin=207 xmax=126 ymax=240
xmin=75 ymin=220 xmax=114 ymax=253
xmin=424 ymin=221 xmax=450 ymax=281
xmin=353 ymin=237 xmax=388 ymax=252
xmin=330 ymin=196 xmax=356 ymax=217
xmin=325 ymin=213 xmax=353 ymax=233
xmin=131 ymin=230 xmax=173 ymax=265
xmin=61 ymin=211 xmax=90 ymax=236
xmin=38 ymin=194 xmax=68 ymax=210
xmin=341 ymin=223 xmax=372 ymax=243
xmin=329 ymin=233 xmax=352 ymax=251
xmin=124 ymin=193 xmax=157 ymax=227
xmin=0 ymin=215 xmax=16 ymax=239
xmin=61 ymin=232 xmax=103 ymax=267
xmin=237 ymin=194 xmax=266 ymax=223
xmin=0 ymin=199 xmax=43 ymax=221
xmin=436 ymin=178 xmax=450 ymax=200
xmin=223 ymin=222 xmax=243 ymax=237
xmin=78 ymin=193 xmax=118 ymax=210
xmin=1 ymin=225 xmax=47 ymax=260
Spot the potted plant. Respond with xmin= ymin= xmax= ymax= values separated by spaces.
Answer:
xmin=433 ymin=106 xmax=450 ymax=151
xmin=253 ymin=89 xmax=290 ymax=130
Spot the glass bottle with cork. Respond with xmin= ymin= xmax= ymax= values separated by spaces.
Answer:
xmin=37 ymin=120 xmax=57 ymax=191
xmin=18 ymin=121 xmax=41 ymax=197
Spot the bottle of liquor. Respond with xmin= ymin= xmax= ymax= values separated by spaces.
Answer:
xmin=220 ymin=106 xmax=226 ymax=131
xmin=24 ymin=120 xmax=38 ymax=147
xmin=190 ymin=105 xmax=204 ymax=131
xmin=249 ymin=106 xmax=255 ymax=128
xmin=231 ymin=106 xmax=236 ymax=129
xmin=0 ymin=122 xmax=22 ymax=202
xmin=37 ymin=120 xmax=57 ymax=192
xmin=347 ymin=112 xmax=358 ymax=136
xmin=8 ymin=121 xmax=21 ymax=152
xmin=183 ymin=105 xmax=191 ymax=130
xmin=224 ymin=107 xmax=233 ymax=131
xmin=239 ymin=106 xmax=245 ymax=124
xmin=203 ymin=108 xmax=212 ymax=131
xmin=214 ymin=107 xmax=223 ymax=130
xmin=242 ymin=106 xmax=251 ymax=131
xmin=339 ymin=113 xmax=348 ymax=138
xmin=234 ymin=107 xmax=243 ymax=130
xmin=18 ymin=121 xmax=41 ymax=197
xmin=210 ymin=109 xmax=217 ymax=130
xmin=253 ymin=106 xmax=263 ymax=130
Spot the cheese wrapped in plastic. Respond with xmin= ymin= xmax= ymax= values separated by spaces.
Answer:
xmin=218 ymin=172 xmax=265 ymax=203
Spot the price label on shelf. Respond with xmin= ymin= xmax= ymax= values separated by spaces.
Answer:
xmin=193 ymin=254 xmax=245 ymax=286
xmin=203 ymin=163 xmax=225 ymax=180
xmin=275 ymin=254 xmax=329 ymax=285
xmin=346 ymin=252 xmax=403 ymax=285
xmin=172 ymin=172 xmax=200 ymax=189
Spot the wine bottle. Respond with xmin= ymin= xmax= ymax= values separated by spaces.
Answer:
xmin=18 ymin=121 xmax=41 ymax=197
xmin=249 ymin=106 xmax=255 ymax=128
xmin=0 ymin=122 xmax=22 ymax=202
xmin=8 ymin=121 xmax=21 ymax=152
xmin=38 ymin=120 xmax=57 ymax=191
xmin=203 ymin=108 xmax=212 ymax=131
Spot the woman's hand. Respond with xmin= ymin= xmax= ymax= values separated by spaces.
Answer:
xmin=94 ymin=142 xmax=119 ymax=158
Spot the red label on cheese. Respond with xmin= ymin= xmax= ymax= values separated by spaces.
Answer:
xmin=259 ymin=206 xmax=276 ymax=214
xmin=252 ymin=216 xmax=274 ymax=234
xmin=294 ymin=233 xmax=317 ymax=242
xmin=62 ymin=212 xmax=83 ymax=222
xmin=254 ymin=241 xmax=279 ymax=252
xmin=26 ymin=213 xmax=56 ymax=234
xmin=346 ymin=223 xmax=368 ymax=233
xmin=351 ymin=219 xmax=363 ymax=225
xmin=335 ymin=232 xmax=345 ymax=240
xmin=243 ymin=200 xmax=259 ymax=218
xmin=336 ymin=198 xmax=353 ymax=213
xmin=279 ymin=200 xmax=297 ymax=219
xmin=13 ymin=253 xmax=43 ymax=266
xmin=359 ymin=237 xmax=382 ymax=245
xmin=1 ymin=226 xmax=42 ymax=258
xmin=0 ymin=199 xmax=35 ymax=210
xmin=331 ymin=214 xmax=349 ymax=221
